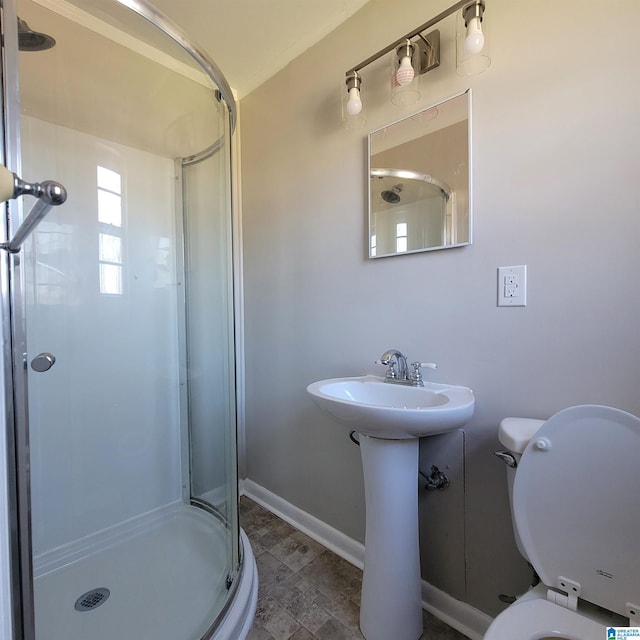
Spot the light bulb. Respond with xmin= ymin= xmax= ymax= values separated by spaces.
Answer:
xmin=464 ymin=16 xmax=485 ymax=55
xmin=346 ymin=86 xmax=362 ymax=116
xmin=395 ymin=55 xmax=415 ymax=86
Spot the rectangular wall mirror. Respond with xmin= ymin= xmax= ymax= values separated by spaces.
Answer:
xmin=368 ymin=90 xmax=471 ymax=258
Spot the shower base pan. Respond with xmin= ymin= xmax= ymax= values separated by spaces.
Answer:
xmin=33 ymin=504 xmax=257 ymax=640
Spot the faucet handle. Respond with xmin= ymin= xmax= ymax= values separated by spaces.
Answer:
xmin=413 ymin=362 xmax=437 ymax=370
xmin=375 ymin=358 xmax=399 ymax=379
xmin=409 ymin=362 xmax=437 ymax=386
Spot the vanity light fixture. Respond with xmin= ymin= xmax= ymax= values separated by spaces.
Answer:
xmin=345 ymin=71 xmax=363 ymax=116
xmin=343 ymin=0 xmax=487 ymax=123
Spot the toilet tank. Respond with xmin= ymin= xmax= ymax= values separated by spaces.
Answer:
xmin=498 ymin=417 xmax=546 ymax=561
xmin=498 ymin=418 xmax=547 ymax=456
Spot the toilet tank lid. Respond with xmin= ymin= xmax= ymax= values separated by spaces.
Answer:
xmin=498 ymin=417 xmax=546 ymax=453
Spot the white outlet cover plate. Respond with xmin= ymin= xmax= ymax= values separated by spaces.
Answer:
xmin=498 ymin=265 xmax=527 ymax=307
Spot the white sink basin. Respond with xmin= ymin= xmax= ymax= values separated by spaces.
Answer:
xmin=306 ymin=374 xmax=474 ymax=439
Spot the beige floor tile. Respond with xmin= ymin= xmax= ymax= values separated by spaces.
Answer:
xmin=289 ymin=628 xmax=316 ymax=640
xmin=314 ymin=617 xmax=356 ymax=640
xmin=256 ymin=551 xmax=295 ymax=588
xmin=283 ymin=590 xmax=332 ymax=634
xmin=247 ymin=625 xmax=275 ymax=640
xmin=263 ymin=608 xmax=301 ymax=640
xmin=321 ymin=593 xmax=360 ymax=634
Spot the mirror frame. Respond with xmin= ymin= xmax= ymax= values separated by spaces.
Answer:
xmin=367 ymin=89 xmax=472 ymax=259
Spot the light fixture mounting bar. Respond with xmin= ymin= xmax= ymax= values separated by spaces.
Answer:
xmin=345 ymin=0 xmax=479 ymax=77
xmin=417 ymin=30 xmax=440 ymax=74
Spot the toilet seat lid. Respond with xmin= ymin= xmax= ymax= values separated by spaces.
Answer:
xmin=484 ymin=596 xmax=604 ymax=640
xmin=513 ymin=405 xmax=640 ymax=619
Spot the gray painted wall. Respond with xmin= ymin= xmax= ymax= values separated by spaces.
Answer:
xmin=240 ymin=0 xmax=640 ymax=617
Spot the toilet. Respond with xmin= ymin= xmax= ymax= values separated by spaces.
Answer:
xmin=485 ymin=404 xmax=640 ymax=639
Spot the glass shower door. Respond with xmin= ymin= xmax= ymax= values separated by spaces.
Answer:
xmin=6 ymin=0 xmax=240 ymax=637
xmin=181 ymin=148 xmax=239 ymax=557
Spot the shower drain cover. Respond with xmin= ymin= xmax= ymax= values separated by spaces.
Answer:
xmin=74 ymin=587 xmax=110 ymax=612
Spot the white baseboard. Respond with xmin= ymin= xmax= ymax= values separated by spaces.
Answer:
xmin=421 ymin=581 xmax=492 ymax=640
xmin=240 ymin=478 xmax=365 ymax=569
xmin=240 ymin=478 xmax=492 ymax=640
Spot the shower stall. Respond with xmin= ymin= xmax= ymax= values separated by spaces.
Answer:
xmin=0 ymin=0 xmax=257 ymax=638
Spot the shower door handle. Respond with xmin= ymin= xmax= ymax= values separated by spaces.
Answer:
xmin=0 ymin=164 xmax=67 ymax=254
xmin=31 ymin=352 xmax=56 ymax=372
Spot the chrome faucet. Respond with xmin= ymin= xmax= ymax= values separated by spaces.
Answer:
xmin=377 ymin=349 xmax=437 ymax=387
xmin=378 ymin=349 xmax=408 ymax=382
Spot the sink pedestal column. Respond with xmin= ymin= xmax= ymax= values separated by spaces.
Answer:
xmin=359 ymin=435 xmax=422 ymax=640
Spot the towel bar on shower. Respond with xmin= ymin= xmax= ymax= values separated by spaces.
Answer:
xmin=0 ymin=164 xmax=67 ymax=254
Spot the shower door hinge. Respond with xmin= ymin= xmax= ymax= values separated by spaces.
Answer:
xmin=226 ymin=573 xmax=233 ymax=590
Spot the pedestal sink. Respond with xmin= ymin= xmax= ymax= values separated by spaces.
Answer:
xmin=306 ymin=375 xmax=474 ymax=640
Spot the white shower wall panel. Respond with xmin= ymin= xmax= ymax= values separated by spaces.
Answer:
xmin=20 ymin=116 xmax=182 ymax=556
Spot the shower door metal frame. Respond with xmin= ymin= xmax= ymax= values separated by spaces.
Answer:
xmin=181 ymin=113 xmax=243 ymax=640
xmin=0 ymin=0 xmax=37 ymax=636
xmin=172 ymin=125 xmax=244 ymax=640
xmin=174 ymin=121 xmax=242 ymax=565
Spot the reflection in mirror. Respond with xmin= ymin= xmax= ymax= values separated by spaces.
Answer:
xmin=368 ymin=90 xmax=470 ymax=258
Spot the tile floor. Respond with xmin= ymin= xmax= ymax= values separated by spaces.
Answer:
xmin=240 ymin=496 xmax=469 ymax=640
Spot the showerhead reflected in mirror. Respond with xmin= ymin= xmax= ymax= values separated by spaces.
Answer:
xmin=368 ymin=90 xmax=470 ymax=258
xmin=17 ymin=17 xmax=56 ymax=51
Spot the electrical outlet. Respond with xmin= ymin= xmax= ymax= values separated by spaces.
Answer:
xmin=498 ymin=265 xmax=527 ymax=307
xmin=504 ymin=283 xmax=518 ymax=298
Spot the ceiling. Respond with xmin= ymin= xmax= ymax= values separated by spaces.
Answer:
xmin=147 ymin=0 xmax=373 ymax=99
